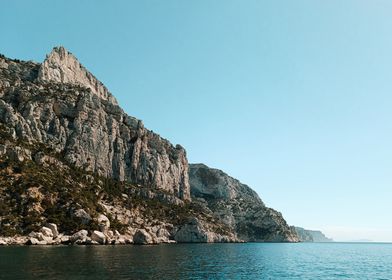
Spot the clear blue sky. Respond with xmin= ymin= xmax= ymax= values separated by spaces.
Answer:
xmin=1 ymin=0 xmax=392 ymax=241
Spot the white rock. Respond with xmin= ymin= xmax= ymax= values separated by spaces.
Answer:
xmin=35 ymin=232 xmax=45 ymax=241
xmin=46 ymin=223 xmax=59 ymax=238
xmin=38 ymin=46 xmax=118 ymax=105
xmin=70 ymin=230 xmax=88 ymax=243
xmin=28 ymin=237 xmax=48 ymax=245
xmin=60 ymin=235 xmax=70 ymax=244
xmin=91 ymin=231 xmax=106 ymax=245
xmin=28 ymin=231 xmax=38 ymax=238
xmin=40 ymin=226 xmax=53 ymax=238
xmin=28 ymin=237 xmax=40 ymax=245
xmin=115 ymin=238 xmax=126 ymax=245
xmin=97 ymin=214 xmax=110 ymax=233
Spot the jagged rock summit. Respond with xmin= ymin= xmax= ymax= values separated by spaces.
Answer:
xmin=38 ymin=46 xmax=117 ymax=105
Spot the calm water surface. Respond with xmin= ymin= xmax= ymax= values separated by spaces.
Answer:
xmin=0 ymin=243 xmax=391 ymax=279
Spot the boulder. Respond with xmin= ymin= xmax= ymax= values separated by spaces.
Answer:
xmin=34 ymin=232 xmax=45 ymax=241
xmin=51 ymin=238 xmax=62 ymax=245
xmin=75 ymin=236 xmax=91 ymax=245
xmin=133 ymin=229 xmax=153 ymax=245
xmin=59 ymin=235 xmax=70 ymax=244
xmin=27 ymin=237 xmax=39 ymax=245
xmin=70 ymin=230 xmax=88 ymax=243
xmin=40 ymin=227 xmax=53 ymax=238
xmin=91 ymin=231 xmax=106 ymax=245
xmin=97 ymin=214 xmax=110 ymax=233
xmin=114 ymin=238 xmax=126 ymax=245
xmin=28 ymin=231 xmax=38 ymax=238
xmin=46 ymin=223 xmax=59 ymax=238
xmin=27 ymin=237 xmax=47 ymax=245
xmin=148 ymin=226 xmax=172 ymax=243
xmin=73 ymin=209 xmax=92 ymax=225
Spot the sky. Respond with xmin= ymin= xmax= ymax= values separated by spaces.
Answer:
xmin=1 ymin=0 xmax=392 ymax=242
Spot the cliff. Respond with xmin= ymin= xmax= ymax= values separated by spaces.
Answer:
xmin=0 ymin=47 xmax=189 ymax=200
xmin=189 ymin=164 xmax=299 ymax=242
xmin=294 ymin=227 xmax=333 ymax=242
xmin=0 ymin=47 xmax=300 ymax=245
xmin=0 ymin=48 xmax=237 ymax=244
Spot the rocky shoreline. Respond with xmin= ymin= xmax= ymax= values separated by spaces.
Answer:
xmin=0 ymin=226 xmax=241 ymax=247
xmin=0 ymin=214 xmax=242 ymax=246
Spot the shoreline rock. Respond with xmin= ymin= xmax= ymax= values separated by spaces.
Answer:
xmin=0 ymin=222 xmax=244 ymax=246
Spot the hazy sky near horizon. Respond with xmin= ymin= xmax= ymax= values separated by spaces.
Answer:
xmin=1 ymin=0 xmax=392 ymax=242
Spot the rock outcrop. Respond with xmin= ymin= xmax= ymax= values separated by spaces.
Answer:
xmin=38 ymin=46 xmax=117 ymax=105
xmin=91 ymin=230 xmax=106 ymax=244
xmin=174 ymin=217 xmax=237 ymax=243
xmin=0 ymin=47 xmax=190 ymax=200
xmin=133 ymin=229 xmax=154 ymax=245
xmin=189 ymin=164 xmax=299 ymax=242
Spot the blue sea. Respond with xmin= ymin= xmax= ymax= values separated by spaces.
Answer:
xmin=0 ymin=243 xmax=391 ymax=279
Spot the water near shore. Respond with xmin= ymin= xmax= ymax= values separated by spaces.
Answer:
xmin=0 ymin=243 xmax=391 ymax=279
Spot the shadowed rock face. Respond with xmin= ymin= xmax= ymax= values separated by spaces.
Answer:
xmin=0 ymin=47 xmax=190 ymax=200
xmin=189 ymin=163 xmax=299 ymax=242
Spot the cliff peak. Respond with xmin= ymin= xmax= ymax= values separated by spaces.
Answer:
xmin=38 ymin=46 xmax=117 ymax=104
xmin=50 ymin=46 xmax=69 ymax=57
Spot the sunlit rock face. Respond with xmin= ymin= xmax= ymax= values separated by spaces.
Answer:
xmin=0 ymin=47 xmax=190 ymax=200
xmin=38 ymin=46 xmax=117 ymax=105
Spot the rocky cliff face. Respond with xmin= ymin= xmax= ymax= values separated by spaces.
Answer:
xmin=0 ymin=47 xmax=300 ymax=245
xmin=0 ymin=143 xmax=237 ymax=244
xmin=0 ymin=48 xmax=241 ymax=244
xmin=0 ymin=47 xmax=190 ymax=200
xmin=189 ymin=164 xmax=299 ymax=242
xmin=294 ymin=227 xmax=333 ymax=242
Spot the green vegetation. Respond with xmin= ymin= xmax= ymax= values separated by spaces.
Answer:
xmin=0 ymin=126 xmax=232 ymax=237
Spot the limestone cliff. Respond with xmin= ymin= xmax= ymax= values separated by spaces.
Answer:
xmin=294 ymin=227 xmax=333 ymax=242
xmin=189 ymin=164 xmax=299 ymax=242
xmin=0 ymin=47 xmax=190 ymax=200
xmin=0 ymin=48 xmax=238 ymax=244
xmin=38 ymin=46 xmax=117 ymax=105
xmin=0 ymin=47 xmax=299 ymax=245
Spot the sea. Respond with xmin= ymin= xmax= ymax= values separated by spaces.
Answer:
xmin=0 ymin=243 xmax=391 ymax=279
